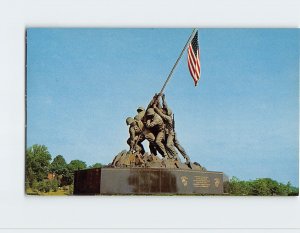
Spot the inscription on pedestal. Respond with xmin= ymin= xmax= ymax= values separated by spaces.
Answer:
xmin=193 ymin=176 xmax=210 ymax=188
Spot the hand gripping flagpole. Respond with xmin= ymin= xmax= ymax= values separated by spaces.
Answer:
xmin=158 ymin=28 xmax=198 ymax=96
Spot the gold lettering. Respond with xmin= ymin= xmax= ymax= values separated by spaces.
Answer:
xmin=193 ymin=176 xmax=210 ymax=188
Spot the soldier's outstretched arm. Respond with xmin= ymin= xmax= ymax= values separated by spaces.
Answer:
xmin=153 ymin=105 xmax=171 ymax=122
xmin=162 ymin=94 xmax=168 ymax=109
xmin=147 ymin=93 xmax=159 ymax=108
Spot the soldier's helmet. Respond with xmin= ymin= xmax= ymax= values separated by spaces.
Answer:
xmin=126 ymin=117 xmax=134 ymax=125
xmin=146 ymin=108 xmax=155 ymax=116
xmin=137 ymin=106 xmax=145 ymax=112
xmin=166 ymin=107 xmax=172 ymax=116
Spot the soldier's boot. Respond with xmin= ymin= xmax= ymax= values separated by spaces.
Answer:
xmin=186 ymin=162 xmax=192 ymax=169
xmin=135 ymin=152 xmax=144 ymax=165
xmin=138 ymin=140 xmax=145 ymax=154
xmin=156 ymin=143 xmax=168 ymax=159
xmin=147 ymin=143 xmax=156 ymax=156
xmin=155 ymin=144 xmax=167 ymax=159
xmin=185 ymin=158 xmax=192 ymax=169
xmin=161 ymin=159 xmax=167 ymax=168
xmin=174 ymin=161 xmax=180 ymax=168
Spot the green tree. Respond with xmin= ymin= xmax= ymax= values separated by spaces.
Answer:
xmin=68 ymin=184 xmax=74 ymax=195
xmin=228 ymin=177 xmax=297 ymax=196
xmin=44 ymin=180 xmax=51 ymax=192
xmin=250 ymin=178 xmax=280 ymax=196
xmin=89 ymin=163 xmax=103 ymax=168
xmin=288 ymin=185 xmax=299 ymax=196
xmin=68 ymin=160 xmax=87 ymax=171
xmin=229 ymin=176 xmax=251 ymax=195
xmin=31 ymin=179 xmax=39 ymax=192
xmin=36 ymin=180 xmax=49 ymax=193
xmin=250 ymin=179 xmax=269 ymax=195
xmin=64 ymin=160 xmax=87 ymax=185
xmin=25 ymin=144 xmax=52 ymax=186
xmin=50 ymin=155 xmax=68 ymax=183
xmin=51 ymin=179 xmax=59 ymax=192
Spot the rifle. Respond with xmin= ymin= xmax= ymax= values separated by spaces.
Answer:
xmin=172 ymin=113 xmax=175 ymax=131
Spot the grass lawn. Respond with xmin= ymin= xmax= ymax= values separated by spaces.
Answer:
xmin=26 ymin=188 xmax=71 ymax=196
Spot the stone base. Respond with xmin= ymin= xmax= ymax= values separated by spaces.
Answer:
xmin=74 ymin=168 xmax=224 ymax=195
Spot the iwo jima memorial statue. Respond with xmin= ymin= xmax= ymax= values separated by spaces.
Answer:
xmin=74 ymin=29 xmax=224 ymax=195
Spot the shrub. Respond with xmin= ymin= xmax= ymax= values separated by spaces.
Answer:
xmin=68 ymin=185 xmax=74 ymax=195
xmin=51 ymin=179 xmax=59 ymax=192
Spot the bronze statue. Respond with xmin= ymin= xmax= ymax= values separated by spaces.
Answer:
xmin=110 ymin=93 xmax=203 ymax=170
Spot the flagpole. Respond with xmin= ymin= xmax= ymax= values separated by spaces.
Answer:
xmin=158 ymin=28 xmax=197 ymax=95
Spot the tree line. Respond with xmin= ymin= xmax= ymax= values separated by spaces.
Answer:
xmin=224 ymin=176 xmax=298 ymax=196
xmin=25 ymin=144 xmax=102 ymax=194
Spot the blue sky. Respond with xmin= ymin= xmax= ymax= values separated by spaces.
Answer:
xmin=26 ymin=28 xmax=299 ymax=186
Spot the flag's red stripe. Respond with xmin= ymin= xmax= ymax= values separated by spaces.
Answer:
xmin=194 ymin=53 xmax=200 ymax=79
xmin=188 ymin=57 xmax=198 ymax=76
xmin=188 ymin=60 xmax=198 ymax=83
xmin=193 ymin=56 xmax=200 ymax=76
xmin=196 ymin=50 xmax=200 ymax=73
xmin=188 ymin=61 xmax=198 ymax=85
xmin=196 ymin=52 xmax=200 ymax=72
xmin=188 ymin=46 xmax=200 ymax=78
xmin=189 ymin=46 xmax=198 ymax=64
xmin=188 ymin=54 xmax=196 ymax=77
xmin=192 ymin=48 xmax=200 ymax=74
xmin=188 ymin=62 xmax=197 ymax=83
xmin=188 ymin=47 xmax=200 ymax=81
xmin=198 ymin=49 xmax=201 ymax=76
xmin=188 ymin=50 xmax=198 ymax=76
xmin=188 ymin=46 xmax=198 ymax=65
xmin=188 ymin=59 xmax=196 ymax=79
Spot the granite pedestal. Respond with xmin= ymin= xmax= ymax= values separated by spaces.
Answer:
xmin=74 ymin=167 xmax=224 ymax=195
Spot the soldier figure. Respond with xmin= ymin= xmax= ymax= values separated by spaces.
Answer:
xmin=126 ymin=117 xmax=145 ymax=154
xmin=160 ymin=94 xmax=192 ymax=166
xmin=145 ymin=108 xmax=169 ymax=158
xmin=134 ymin=106 xmax=145 ymax=121
xmin=134 ymin=106 xmax=146 ymax=139
xmin=132 ymin=106 xmax=158 ymax=156
xmin=153 ymin=98 xmax=178 ymax=160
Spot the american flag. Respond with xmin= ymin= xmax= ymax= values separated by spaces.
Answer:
xmin=187 ymin=31 xmax=201 ymax=86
